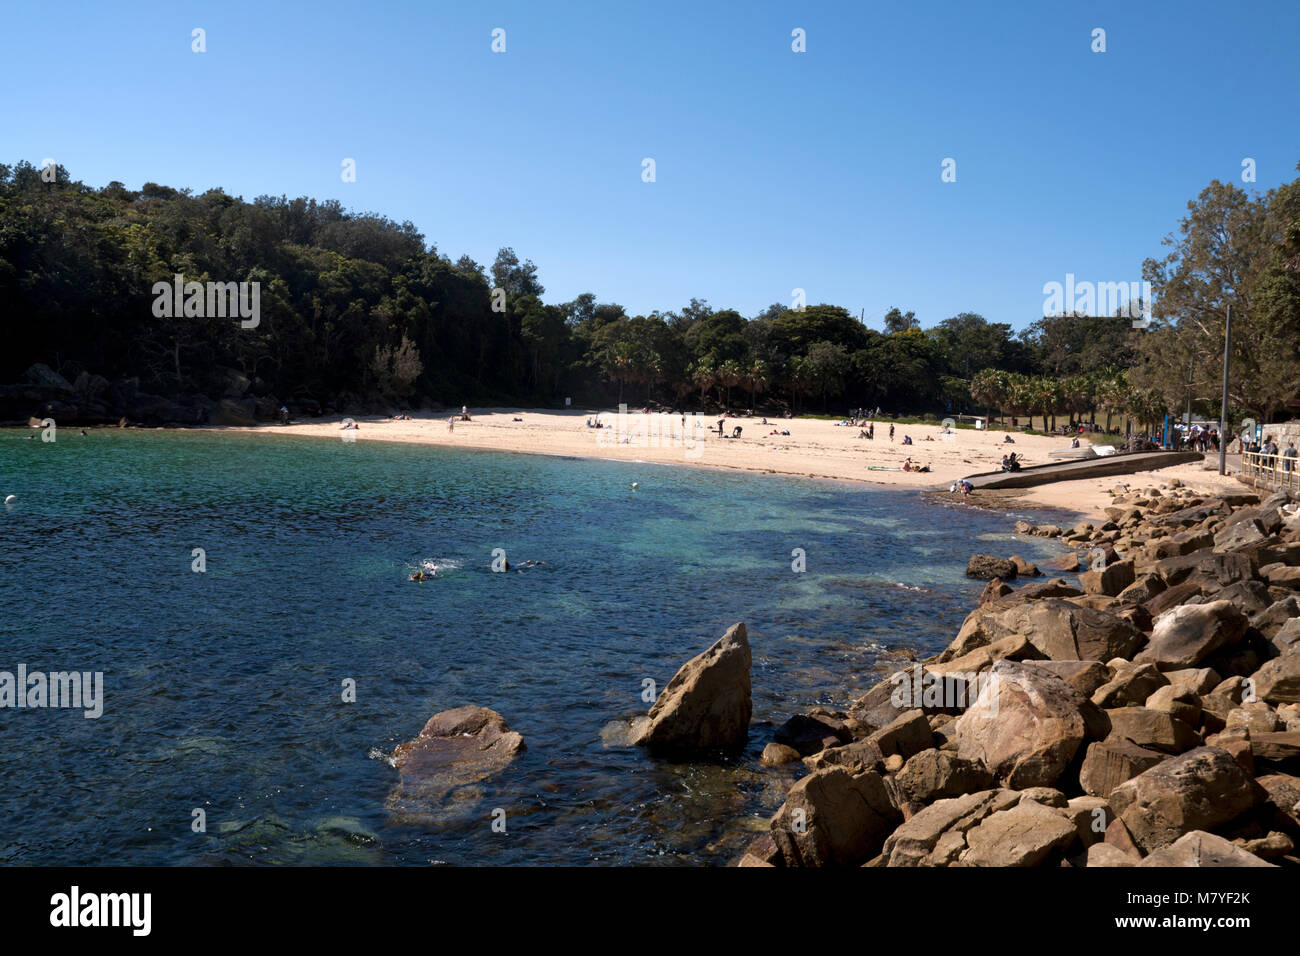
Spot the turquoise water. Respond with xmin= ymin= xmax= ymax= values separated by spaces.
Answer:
xmin=0 ymin=429 xmax=1071 ymax=865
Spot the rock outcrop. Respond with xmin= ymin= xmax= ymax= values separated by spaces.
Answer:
xmin=631 ymin=622 xmax=752 ymax=755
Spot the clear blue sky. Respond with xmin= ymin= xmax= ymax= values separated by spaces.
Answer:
xmin=3 ymin=0 xmax=1298 ymax=330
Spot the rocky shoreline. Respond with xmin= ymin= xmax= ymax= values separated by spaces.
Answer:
xmin=726 ymin=478 xmax=1300 ymax=867
xmin=386 ymin=479 xmax=1299 ymax=867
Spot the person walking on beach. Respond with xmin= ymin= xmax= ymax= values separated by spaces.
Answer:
xmin=448 ymin=416 xmax=456 ymax=432
xmin=888 ymin=424 xmax=895 ymax=443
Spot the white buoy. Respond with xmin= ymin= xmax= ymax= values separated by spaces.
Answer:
xmin=631 ymin=482 xmax=639 ymax=490
xmin=4 ymin=495 xmax=16 ymax=505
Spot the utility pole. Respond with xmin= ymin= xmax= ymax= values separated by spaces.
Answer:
xmin=1219 ymin=305 xmax=1232 ymax=475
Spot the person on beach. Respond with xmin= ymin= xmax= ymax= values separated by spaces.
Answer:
xmin=889 ymin=424 xmax=895 ymax=442
xmin=448 ymin=416 xmax=456 ymax=432
xmin=1003 ymin=435 xmax=1015 ymax=443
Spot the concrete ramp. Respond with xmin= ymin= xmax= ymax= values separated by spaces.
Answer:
xmin=962 ymin=451 xmax=1203 ymax=489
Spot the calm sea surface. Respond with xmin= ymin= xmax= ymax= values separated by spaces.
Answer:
xmin=0 ymin=429 xmax=1072 ymax=865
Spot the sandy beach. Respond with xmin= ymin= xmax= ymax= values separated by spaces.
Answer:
xmin=207 ymin=407 xmax=1246 ymax=521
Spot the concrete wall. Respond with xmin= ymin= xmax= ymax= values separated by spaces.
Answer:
xmin=1262 ymin=421 xmax=1300 ymax=448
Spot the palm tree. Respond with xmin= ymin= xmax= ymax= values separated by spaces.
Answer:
xmin=718 ymin=359 xmax=744 ymax=409
xmin=970 ymin=368 xmax=1010 ymax=425
xmin=744 ymin=359 xmax=769 ymax=410
xmin=691 ymin=360 xmax=717 ymax=406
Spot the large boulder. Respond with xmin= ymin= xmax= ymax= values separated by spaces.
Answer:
xmin=1139 ymin=830 xmax=1276 ymax=867
xmin=1135 ymin=601 xmax=1249 ymax=670
xmin=867 ymin=709 xmax=934 ymax=760
xmin=1079 ymin=736 xmax=1167 ymax=798
xmin=977 ymin=600 xmax=1144 ymax=663
xmin=1103 ymin=707 xmax=1202 ymax=754
xmin=770 ymin=767 xmax=901 ymax=866
xmin=386 ymin=705 xmax=526 ymax=821
xmin=1157 ymin=550 xmax=1256 ymax=589
xmin=896 ymin=750 xmax=994 ymax=803
xmin=960 ymin=800 xmax=1079 ymax=866
xmin=951 ymin=661 xmax=1093 ymax=789
xmin=1079 ymin=560 xmax=1136 ymax=597
xmin=1108 ymin=747 xmax=1256 ymax=853
xmin=879 ymin=789 xmax=1019 ymax=867
xmin=1251 ymin=653 xmax=1300 ymax=705
xmin=631 ymin=623 xmax=751 ymax=755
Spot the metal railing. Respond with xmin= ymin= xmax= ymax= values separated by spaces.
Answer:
xmin=1241 ymin=451 xmax=1300 ymax=491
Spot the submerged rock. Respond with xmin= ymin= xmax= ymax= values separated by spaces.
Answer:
xmin=385 ymin=705 xmax=525 ymax=823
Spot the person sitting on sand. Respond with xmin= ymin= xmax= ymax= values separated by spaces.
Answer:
xmin=902 ymin=435 xmax=913 ymax=445
xmin=859 ymin=427 xmax=872 ymax=439
xmin=1003 ymin=435 xmax=1015 ymax=443
xmin=1071 ymin=437 xmax=1080 ymax=448
xmin=916 ymin=462 xmax=932 ymax=473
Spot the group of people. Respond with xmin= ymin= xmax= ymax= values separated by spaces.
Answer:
xmin=901 ymin=458 xmax=931 ymax=472
xmin=855 ymin=421 xmax=901 ymax=441
xmin=1000 ymin=452 xmax=1022 ymax=472
xmin=1181 ymin=425 xmax=1220 ymax=453
xmin=1251 ymin=435 xmax=1300 ymax=472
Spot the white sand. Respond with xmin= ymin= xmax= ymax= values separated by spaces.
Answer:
xmin=208 ymin=408 xmax=1245 ymax=521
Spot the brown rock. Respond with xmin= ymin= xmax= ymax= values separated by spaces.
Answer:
xmin=1144 ymin=684 xmax=1202 ymax=725
xmin=802 ymin=738 xmax=883 ymax=775
xmin=770 ymin=767 xmax=901 ymax=867
xmin=772 ymin=712 xmax=851 ymax=756
xmin=1010 ymin=555 xmax=1041 ymax=577
xmin=1108 ymin=747 xmax=1256 ymax=853
xmin=896 ymin=749 xmax=994 ymax=803
xmin=1020 ymin=660 xmax=1112 ymax=698
xmin=1140 ymin=830 xmax=1276 ymax=867
xmin=880 ymin=788 xmax=1018 ymax=866
xmin=631 ymin=622 xmax=752 ymax=754
xmin=960 ymin=801 xmax=1078 ymax=866
xmin=1250 ymin=731 xmax=1300 ymax=763
xmin=1080 ymin=559 xmax=1137 ymax=597
xmin=1135 ymin=600 xmax=1249 ymax=670
xmin=1087 ymin=842 xmax=1139 ymax=866
xmin=979 ymin=578 xmax=1014 ymax=604
xmin=761 ymin=742 xmax=802 ymax=766
xmin=387 ymin=705 xmax=526 ymax=821
xmin=867 ymin=709 xmax=934 ymax=760
xmin=1104 ymin=707 xmax=1202 ymax=754
xmin=1251 ymin=653 xmax=1300 ymax=705
xmin=952 ymin=661 xmax=1090 ymax=789
xmin=1092 ymin=662 xmax=1170 ymax=709
xmin=967 ymin=554 xmax=1018 ymax=580
xmin=984 ymin=600 xmax=1144 ymax=662
xmin=1079 ymin=736 xmax=1167 ymax=798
